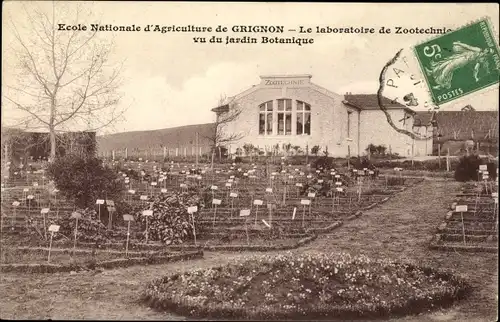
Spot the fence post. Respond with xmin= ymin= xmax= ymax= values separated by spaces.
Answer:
xmin=446 ymin=148 xmax=450 ymax=172
xmin=438 ymin=144 xmax=441 ymax=169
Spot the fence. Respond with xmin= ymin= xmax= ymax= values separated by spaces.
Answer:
xmin=98 ymin=145 xmax=213 ymax=161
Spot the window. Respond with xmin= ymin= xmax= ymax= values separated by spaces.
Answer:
xmin=259 ymin=101 xmax=273 ymax=135
xmin=347 ymin=111 xmax=352 ymax=138
xmin=296 ymin=100 xmax=311 ymax=135
xmin=277 ymin=99 xmax=292 ymax=135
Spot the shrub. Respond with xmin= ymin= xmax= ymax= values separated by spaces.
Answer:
xmin=47 ymin=155 xmax=124 ymax=208
xmin=312 ymin=156 xmax=334 ymax=170
xmin=351 ymin=157 xmax=374 ymax=170
xmin=454 ymin=155 xmax=482 ymax=182
xmin=134 ymin=191 xmax=204 ymax=245
xmin=311 ymin=145 xmax=320 ymax=156
xmin=54 ymin=208 xmax=110 ymax=244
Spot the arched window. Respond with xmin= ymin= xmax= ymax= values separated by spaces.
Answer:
xmin=277 ymin=99 xmax=292 ymax=135
xmin=296 ymin=100 xmax=311 ymax=135
xmin=259 ymin=101 xmax=273 ymax=135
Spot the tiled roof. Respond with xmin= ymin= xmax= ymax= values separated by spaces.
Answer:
xmin=415 ymin=110 xmax=498 ymax=141
xmin=343 ymin=94 xmax=413 ymax=112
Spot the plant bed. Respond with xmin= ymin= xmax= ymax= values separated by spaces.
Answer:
xmin=429 ymin=241 xmax=498 ymax=253
xmin=171 ymin=236 xmax=302 ymax=248
xmin=141 ymin=252 xmax=470 ymax=320
xmin=440 ymin=227 xmax=497 ymax=236
xmin=164 ymin=235 xmax=317 ymax=252
xmin=0 ymin=245 xmax=203 ymax=273
xmin=439 ymin=233 xmax=498 ymax=243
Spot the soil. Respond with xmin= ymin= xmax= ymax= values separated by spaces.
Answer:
xmin=0 ymin=180 xmax=498 ymax=321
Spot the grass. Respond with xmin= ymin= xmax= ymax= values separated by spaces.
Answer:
xmin=0 ymin=180 xmax=497 ymax=321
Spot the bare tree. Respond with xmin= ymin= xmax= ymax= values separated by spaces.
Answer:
xmin=2 ymin=2 xmax=126 ymax=162
xmin=205 ymin=94 xmax=243 ymax=168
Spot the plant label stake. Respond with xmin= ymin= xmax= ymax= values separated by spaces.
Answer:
xmin=142 ymin=210 xmax=154 ymax=244
xmin=308 ymin=192 xmax=315 ymax=206
xmin=253 ymin=199 xmax=263 ymax=225
xmin=267 ymin=203 xmax=275 ymax=227
xmin=301 ymin=199 xmax=310 ymax=228
xmin=456 ymin=205 xmax=468 ymax=245
xmin=187 ymin=206 xmax=198 ymax=245
xmin=493 ymin=195 xmax=499 ymax=232
xmin=212 ymin=199 xmax=221 ymax=227
xmin=11 ymin=201 xmax=20 ymax=230
xmin=295 ymin=182 xmax=303 ymax=198
xmin=240 ymin=209 xmax=251 ymax=245
xmin=123 ymin=214 xmax=135 ymax=257
xmin=292 ymin=207 xmax=297 ymax=220
xmin=140 ymin=195 xmax=148 ymax=207
xmin=230 ymin=192 xmax=238 ymax=219
xmin=41 ymin=208 xmax=50 ymax=240
xmin=47 ymin=224 xmax=60 ymax=263
xmin=96 ymin=199 xmax=105 ymax=221
xmin=71 ymin=211 xmax=82 ymax=254
xmin=128 ymin=189 xmax=135 ymax=203
xmin=150 ymin=182 xmax=157 ymax=197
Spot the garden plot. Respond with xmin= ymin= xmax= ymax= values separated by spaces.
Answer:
xmin=2 ymin=159 xmax=421 ymax=255
xmin=431 ymin=181 xmax=498 ymax=253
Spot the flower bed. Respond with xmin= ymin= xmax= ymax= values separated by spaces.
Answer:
xmin=141 ymin=252 xmax=470 ymax=320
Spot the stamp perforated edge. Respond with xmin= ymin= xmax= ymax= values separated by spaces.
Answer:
xmin=411 ymin=15 xmax=500 ymax=106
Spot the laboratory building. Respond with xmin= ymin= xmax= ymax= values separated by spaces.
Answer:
xmin=213 ymin=74 xmax=432 ymax=157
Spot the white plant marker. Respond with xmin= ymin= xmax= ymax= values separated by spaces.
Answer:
xmin=229 ymin=192 xmax=238 ymax=219
xmin=12 ymin=201 xmax=20 ymax=230
xmin=123 ymin=214 xmax=135 ymax=256
xmin=96 ymin=199 xmax=105 ymax=221
xmin=292 ymin=207 xmax=297 ymax=220
xmin=300 ymin=199 xmax=311 ymax=228
xmin=41 ymin=208 xmax=50 ymax=240
xmin=187 ymin=206 xmax=198 ymax=246
xmin=71 ymin=212 xmax=82 ymax=254
xmin=456 ymin=205 xmax=468 ymax=245
xmin=253 ymin=199 xmax=263 ymax=225
xmin=142 ymin=210 xmax=154 ymax=244
xmin=47 ymin=224 xmax=60 ymax=263
xmin=240 ymin=209 xmax=251 ymax=245
xmin=295 ymin=182 xmax=303 ymax=198
xmin=212 ymin=199 xmax=221 ymax=227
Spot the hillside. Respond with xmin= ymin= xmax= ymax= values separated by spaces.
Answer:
xmin=97 ymin=123 xmax=215 ymax=152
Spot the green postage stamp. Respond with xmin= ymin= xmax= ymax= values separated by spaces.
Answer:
xmin=414 ymin=17 xmax=500 ymax=105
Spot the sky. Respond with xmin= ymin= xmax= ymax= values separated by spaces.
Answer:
xmin=2 ymin=1 xmax=499 ymax=134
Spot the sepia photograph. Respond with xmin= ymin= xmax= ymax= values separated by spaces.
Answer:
xmin=1 ymin=1 xmax=499 ymax=321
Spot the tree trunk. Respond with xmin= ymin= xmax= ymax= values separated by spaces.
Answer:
xmin=211 ymin=150 xmax=215 ymax=169
xmin=49 ymin=127 xmax=56 ymax=162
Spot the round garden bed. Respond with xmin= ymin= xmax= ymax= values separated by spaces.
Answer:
xmin=141 ymin=252 xmax=470 ymax=320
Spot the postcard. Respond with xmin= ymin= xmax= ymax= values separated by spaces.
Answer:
xmin=1 ymin=2 xmax=498 ymax=321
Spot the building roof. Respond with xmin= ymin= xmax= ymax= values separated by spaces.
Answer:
xmin=415 ymin=110 xmax=498 ymax=141
xmin=343 ymin=94 xmax=414 ymax=113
